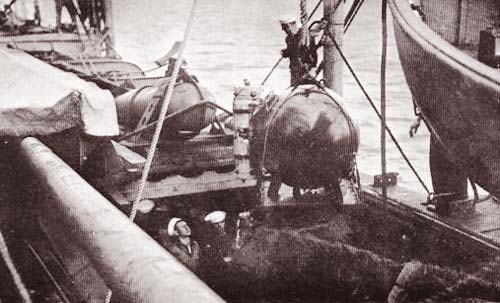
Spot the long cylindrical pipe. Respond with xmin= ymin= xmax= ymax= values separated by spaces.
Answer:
xmin=19 ymin=137 xmax=225 ymax=303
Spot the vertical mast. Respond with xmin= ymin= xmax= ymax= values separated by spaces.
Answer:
xmin=103 ymin=0 xmax=114 ymax=47
xmin=323 ymin=0 xmax=343 ymax=95
xmin=381 ymin=0 xmax=388 ymax=203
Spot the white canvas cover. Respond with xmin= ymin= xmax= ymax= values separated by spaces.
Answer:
xmin=0 ymin=48 xmax=119 ymax=137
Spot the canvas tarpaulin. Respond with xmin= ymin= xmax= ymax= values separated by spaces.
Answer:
xmin=0 ymin=48 xmax=119 ymax=137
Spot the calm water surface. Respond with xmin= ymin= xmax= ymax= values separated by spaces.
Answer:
xmin=112 ymin=0 xmax=432 ymax=192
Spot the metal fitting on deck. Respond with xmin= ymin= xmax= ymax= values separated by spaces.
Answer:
xmin=233 ymin=84 xmax=265 ymax=175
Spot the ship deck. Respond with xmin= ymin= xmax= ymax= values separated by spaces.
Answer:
xmin=358 ymin=174 xmax=500 ymax=252
xmin=262 ymin=172 xmax=500 ymax=255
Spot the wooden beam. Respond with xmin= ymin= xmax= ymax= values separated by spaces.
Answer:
xmin=121 ymin=170 xmax=257 ymax=200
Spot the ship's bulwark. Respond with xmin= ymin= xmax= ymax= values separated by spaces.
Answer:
xmin=389 ymin=0 xmax=500 ymax=199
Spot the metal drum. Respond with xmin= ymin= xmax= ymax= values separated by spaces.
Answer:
xmin=115 ymin=81 xmax=216 ymax=137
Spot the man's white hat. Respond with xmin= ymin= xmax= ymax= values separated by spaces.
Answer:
xmin=137 ymin=199 xmax=155 ymax=214
xmin=167 ymin=217 xmax=182 ymax=236
xmin=279 ymin=14 xmax=297 ymax=25
xmin=204 ymin=211 xmax=226 ymax=224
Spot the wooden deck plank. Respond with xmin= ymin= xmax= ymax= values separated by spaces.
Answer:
xmin=120 ymin=170 xmax=257 ymax=199
xmin=360 ymin=173 xmax=500 ymax=250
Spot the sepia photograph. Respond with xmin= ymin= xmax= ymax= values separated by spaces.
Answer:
xmin=0 ymin=0 xmax=500 ymax=302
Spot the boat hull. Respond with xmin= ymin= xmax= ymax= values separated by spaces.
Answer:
xmin=389 ymin=0 xmax=500 ymax=198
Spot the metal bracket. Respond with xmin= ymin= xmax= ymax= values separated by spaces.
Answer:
xmin=373 ymin=172 xmax=399 ymax=187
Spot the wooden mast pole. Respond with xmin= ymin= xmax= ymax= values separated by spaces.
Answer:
xmin=323 ymin=0 xmax=343 ymax=94
xmin=104 ymin=0 xmax=114 ymax=47
xmin=381 ymin=0 xmax=388 ymax=203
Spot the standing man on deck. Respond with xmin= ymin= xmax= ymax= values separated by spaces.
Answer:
xmin=279 ymin=14 xmax=317 ymax=86
xmin=77 ymin=0 xmax=95 ymax=28
xmin=55 ymin=0 xmax=79 ymax=32
xmin=1 ymin=0 xmax=36 ymax=29
xmin=204 ymin=210 xmax=233 ymax=263
xmin=202 ymin=210 xmax=235 ymax=290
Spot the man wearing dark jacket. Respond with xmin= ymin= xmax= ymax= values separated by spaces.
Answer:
xmin=166 ymin=217 xmax=201 ymax=273
xmin=280 ymin=15 xmax=317 ymax=86
xmin=55 ymin=0 xmax=79 ymax=32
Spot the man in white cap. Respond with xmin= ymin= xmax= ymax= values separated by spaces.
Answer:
xmin=279 ymin=14 xmax=317 ymax=86
xmin=204 ymin=210 xmax=227 ymax=234
xmin=204 ymin=210 xmax=235 ymax=263
xmin=166 ymin=217 xmax=201 ymax=273
xmin=201 ymin=210 xmax=234 ymax=288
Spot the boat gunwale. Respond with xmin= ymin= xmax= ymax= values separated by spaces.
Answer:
xmin=388 ymin=0 xmax=500 ymax=90
xmin=0 ymin=32 xmax=93 ymax=43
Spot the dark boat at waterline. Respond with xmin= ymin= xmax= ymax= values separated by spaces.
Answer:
xmin=389 ymin=0 xmax=500 ymax=203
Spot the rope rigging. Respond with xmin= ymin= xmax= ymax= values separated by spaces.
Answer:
xmin=129 ymin=0 xmax=199 ymax=221
xmin=381 ymin=0 xmax=388 ymax=202
xmin=0 ymin=232 xmax=32 ymax=303
xmin=260 ymin=0 xmax=432 ymax=198
xmin=325 ymin=25 xmax=432 ymax=196
xmin=311 ymin=0 xmax=365 ymax=78
xmin=344 ymin=0 xmax=365 ymax=33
